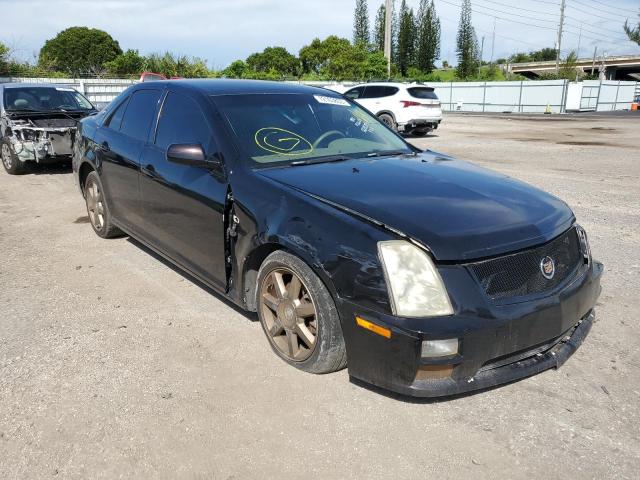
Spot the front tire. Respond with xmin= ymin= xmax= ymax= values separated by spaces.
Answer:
xmin=84 ymin=171 xmax=122 ymax=239
xmin=1 ymin=138 xmax=26 ymax=175
xmin=256 ymin=250 xmax=347 ymax=374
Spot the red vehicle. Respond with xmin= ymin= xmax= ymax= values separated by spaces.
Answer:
xmin=139 ymin=72 xmax=184 ymax=82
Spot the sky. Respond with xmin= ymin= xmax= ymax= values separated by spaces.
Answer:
xmin=1 ymin=0 xmax=638 ymax=69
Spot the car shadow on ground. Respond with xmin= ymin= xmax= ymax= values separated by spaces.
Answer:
xmin=402 ymin=132 xmax=439 ymax=139
xmin=125 ymin=236 xmax=259 ymax=324
xmin=27 ymin=162 xmax=72 ymax=175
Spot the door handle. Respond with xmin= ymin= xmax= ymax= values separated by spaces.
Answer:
xmin=99 ymin=142 xmax=110 ymax=152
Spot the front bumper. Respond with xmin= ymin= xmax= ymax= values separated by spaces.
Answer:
xmin=338 ymin=260 xmax=603 ymax=398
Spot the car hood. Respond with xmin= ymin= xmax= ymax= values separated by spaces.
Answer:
xmin=257 ymin=151 xmax=575 ymax=261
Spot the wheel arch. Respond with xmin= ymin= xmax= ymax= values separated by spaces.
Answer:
xmin=78 ymin=161 xmax=96 ymax=195
xmin=375 ymin=110 xmax=396 ymax=122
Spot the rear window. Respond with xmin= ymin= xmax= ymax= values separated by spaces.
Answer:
xmin=407 ymin=87 xmax=438 ymax=100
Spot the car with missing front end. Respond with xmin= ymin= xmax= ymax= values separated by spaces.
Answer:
xmin=1 ymin=83 xmax=97 ymax=174
xmin=73 ymin=79 xmax=602 ymax=398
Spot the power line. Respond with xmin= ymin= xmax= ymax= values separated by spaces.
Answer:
xmin=436 ymin=0 xmax=558 ymax=30
xmin=564 ymin=17 xmax=632 ymax=40
xmin=530 ymin=0 xmax=562 ymax=5
xmin=573 ymin=0 xmax=640 ymax=16
xmin=566 ymin=0 xmax=635 ymax=21
xmin=439 ymin=14 xmax=543 ymax=48
xmin=476 ymin=0 xmax=560 ymax=18
xmin=470 ymin=0 xmax=560 ymax=24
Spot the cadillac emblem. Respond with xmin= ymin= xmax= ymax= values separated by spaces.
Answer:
xmin=540 ymin=256 xmax=556 ymax=280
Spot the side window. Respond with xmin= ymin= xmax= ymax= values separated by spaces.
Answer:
xmin=362 ymin=86 xmax=398 ymax=99
xmin=120 ymin=89 xmax=161 ymax=141
xmin=104 ymin=96 xmax=129 ymax=130
xmin=155 ymin=92 xmax=214 ymax=152
xmin=344 ymin=87 xmax=364 ymax=100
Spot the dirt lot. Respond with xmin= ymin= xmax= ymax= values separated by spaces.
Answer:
xmin=1 ymin=113 xmax=639 ymax=479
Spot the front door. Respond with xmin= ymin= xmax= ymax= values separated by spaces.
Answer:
xmin=138 ymin=91 xmax=228 ymax=290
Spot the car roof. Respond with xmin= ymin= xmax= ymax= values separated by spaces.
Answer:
xmin=134 ymin=79 xmax=336 ymax=97
xmin=347 ymin=82 xmax=433 ymax=89
xmin=2 ymin=82 xmax=79 ymax=89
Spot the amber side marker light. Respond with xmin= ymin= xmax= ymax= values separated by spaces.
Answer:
xmin=356 ymin=316 xmax=391 ymax=339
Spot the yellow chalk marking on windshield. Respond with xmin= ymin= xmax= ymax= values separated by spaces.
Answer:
xmin=255 ymin=127 xmax=313 ymax=156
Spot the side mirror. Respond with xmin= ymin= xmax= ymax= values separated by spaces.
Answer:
xmin=167 ymin=143 xmax=219 ymax=169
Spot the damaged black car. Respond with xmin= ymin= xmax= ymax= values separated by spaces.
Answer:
xmin=73 ymin=80 xmax=603 ymax=398
xmin=1 ymin=83 xmax=97 ymax=174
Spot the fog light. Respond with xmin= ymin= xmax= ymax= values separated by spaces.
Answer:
xmin=421 ymin=339 xmax=458 ymax=358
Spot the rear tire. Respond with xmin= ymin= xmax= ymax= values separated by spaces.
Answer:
xmin=84 ymin=171 xmax=123 ymax=239
xmin=377 ymin=113 xmax=397 ymax=131
xmin=256 ymin=250 xmax=347 ymax=374
xmin=1 ymin=138 xmax=26 ymax=175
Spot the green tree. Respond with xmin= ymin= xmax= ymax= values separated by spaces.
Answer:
xmin=223 ymin=60 xmax=247 ymax=78
xmin=415 ymin=0 xmax=440 ymax=73
xmin=530 ymin=47 xmax=557 ymax=61
xmin=396 ymin=0 xmax=416 ymax=76
xmin=104 ymin=49 xmax=144 ymax=77
xmin=39 ymin=27 xmax=122 ymax=76
xmin=245 ymin=46 xmax=299 ymax=77
xmin=299 ymin=36 xmax=386 ymax=81
xmin=142 ymin=52 xmax=209 ymax=78
xmin=353 ymin=0 xmax=370 ymax=47
xmin=363 ymin=50 xmax=388 ymax=79
xmin=510 ymin=47 xmax=556 ymax=64
xmin=455 ymin=0 xmax=479 ymax=79
xmin=0 ymin=42 xmax=9 ymax=75
xmin=373 ymin=4 xmax=386 ymax=52
xmin=300 ymin=36 xmax=353 ymax=74
xmin=624 ymin=12 xmax=640 ymax=44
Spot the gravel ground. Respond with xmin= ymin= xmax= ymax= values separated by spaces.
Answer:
xmin=1 ymin=113 xmax=639 ymax=479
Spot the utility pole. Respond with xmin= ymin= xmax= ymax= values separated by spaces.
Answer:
xmin=591 ymin=46 xmax=597 ymax=75
xmin=576 ymin=24 xmax=582 ymax=58
xmin=479 ymin=36 xmax=485 ymax=76
xmin=555 ymin=0 xmax=566 ymax=74
xmin=489 ymin=17 xmax=496 ymax=65
xmin=384 ymin=0 xmax=393 ymax=79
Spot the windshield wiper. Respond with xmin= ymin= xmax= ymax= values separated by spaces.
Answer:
xmin=290 ymin=155 xmax=353 ymax=167
xmin=365 ymin=150 xmax=415 ymax=158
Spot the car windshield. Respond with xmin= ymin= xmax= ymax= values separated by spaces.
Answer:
xmin=213 ymin=93 xmax=412 ymax=166
xmin=3 ymin=86 xmax=94 ymax=112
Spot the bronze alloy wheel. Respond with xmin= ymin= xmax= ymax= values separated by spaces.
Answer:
xmin=259 ymin=267 xmax=318 ymax=361
xmin=1 ymin=143 xmax=13 ymax=171
xmin=85 ymin=177 xmax=105 ymax=231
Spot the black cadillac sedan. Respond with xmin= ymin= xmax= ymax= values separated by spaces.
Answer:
xmin=73 ymin=80 xmax=603 ymax=397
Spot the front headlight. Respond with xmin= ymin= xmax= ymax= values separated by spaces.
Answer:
xmin=378 ymin=240 xmax=453 ymax=317
xmin=576 ymin=224 xmax=591 ymax=262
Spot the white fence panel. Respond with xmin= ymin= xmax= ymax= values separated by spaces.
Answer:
xmin=483 ymin=81 xmax=522 ymax=113
xmin=2 ymin=77 xmax=637 ymax=113
xmin=519 ymin=80 xmax=567 ymax=113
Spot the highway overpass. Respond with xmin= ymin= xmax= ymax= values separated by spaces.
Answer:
xmin=509 ymin=55 xmax=640 ymax=81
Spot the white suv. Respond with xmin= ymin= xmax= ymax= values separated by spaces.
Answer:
xmin=343 ymin=83 xmax=442 ymax=136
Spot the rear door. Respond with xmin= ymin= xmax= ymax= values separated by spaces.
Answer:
xmin=138 ymin=91 xmax=228 ymax=289
xmin=96 ymin=88 xmax=162 ymax=231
